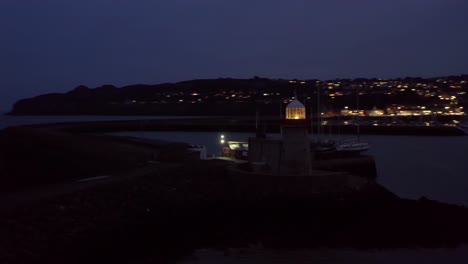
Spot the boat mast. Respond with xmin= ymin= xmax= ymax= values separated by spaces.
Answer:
xmin=255 ymin=109 xmax=259 ymax=130
xmin=310 ymin=97 xmax=313 ymax=136
xmin=317 ymin=85 xmax=321 ymax=141
xmin=356 ymin=85 xmax=360 ymax=142
xmin=280 ymin=100 xmax=282 ymax=119
xmin=279 ymin=100 xmax=283 ymax=135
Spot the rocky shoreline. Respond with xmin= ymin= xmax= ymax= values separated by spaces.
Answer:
xmin=1 ymin=159 xmax=468 ymax=263
xmin=0 ymin=119 xmax=467 ymax=263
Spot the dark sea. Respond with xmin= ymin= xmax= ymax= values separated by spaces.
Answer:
xmin=0 ymin=114 xmax=196 ymax=129
xmin=2 ymin=115 xmax=468 ymax=263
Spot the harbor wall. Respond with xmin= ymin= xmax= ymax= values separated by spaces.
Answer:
xmin=313 ymin=155 xmax=378 ymax=179
xmin=0 ymin=125 xmax=194 ymax=191
xmin=37 ymin=117 xmax=466 ymax=136
xmin=227 ymin=164 xmax=372 ymax=199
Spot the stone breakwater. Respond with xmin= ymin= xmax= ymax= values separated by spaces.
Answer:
xmin=20 ymin=116 xmax=464 ymax=136
xmin=0 ymin=118 xmax=467 ymax=263
xmin=0 ymin=117 xmax=377 ymax=191
xmin=0 ymin=119 xmax=201 ymax=191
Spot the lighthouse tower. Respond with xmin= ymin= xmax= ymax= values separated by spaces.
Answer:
xmin=280 ymin=99 xmax=313 ymax=175
xmin=247 ymin=98 xmax=314 ymax=176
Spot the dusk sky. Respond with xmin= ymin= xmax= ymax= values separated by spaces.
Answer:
xmin=1 ymin=0 xmax=467 ymax=111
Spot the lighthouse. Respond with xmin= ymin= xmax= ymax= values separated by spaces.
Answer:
xmin=280 ymin=99 xmax=313 ymax=175
xmin=248 ymin=98 xmax=313 ymax=176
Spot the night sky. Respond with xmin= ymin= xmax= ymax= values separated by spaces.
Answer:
xmin=1 ymin=0 xmax=467 ymax=111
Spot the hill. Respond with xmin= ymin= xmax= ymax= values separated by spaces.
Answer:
xmin=9 ymin=76 xmax=468 ymax=116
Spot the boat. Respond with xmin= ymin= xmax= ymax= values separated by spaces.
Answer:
xmin=335 ymin=139 xmax=370 ymax=153
xmin=311 ymin=137 xmax=370 ymax=155
xmin=316 ymin=84 xmax=370 ymax=155
xmin=311 ymin=138 xmax=337 ymax=154
xmin=222 ymin=141 xmax=249 ymax=160
xmin=227 ymin=141 xmax=249 ymax=151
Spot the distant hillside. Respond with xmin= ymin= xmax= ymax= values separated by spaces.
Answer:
xmin=9 ymin=76 xmax=468 ymax=116
xmin=10 ymin=78 xmax=284 ymax=116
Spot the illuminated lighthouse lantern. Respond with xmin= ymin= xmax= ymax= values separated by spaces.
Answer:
xmin=286 ymin=99 xmax=306 ymax=120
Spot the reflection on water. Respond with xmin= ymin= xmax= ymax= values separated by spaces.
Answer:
xmin=180 ymin=247 xmax=468 ymax=264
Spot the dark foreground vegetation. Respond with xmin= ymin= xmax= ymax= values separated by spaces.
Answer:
xmin=1 ymin=120 xmax=468 ymax=263
xmin=1 ymin=160 xmax=468 ymax=264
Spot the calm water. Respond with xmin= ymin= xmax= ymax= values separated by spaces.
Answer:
xmin=0 ymin=114 xmax=208 ymax=130
xmin=2 ymin=115 xmax=468 ymax=263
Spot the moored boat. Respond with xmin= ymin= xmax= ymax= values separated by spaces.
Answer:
xmin=335 ymin=140 xmax=370 ymax=153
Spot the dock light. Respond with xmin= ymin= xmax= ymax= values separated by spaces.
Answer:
xmin=220 ymin=139 xmax=225 ymax=144
xmin=221 ymin=135 xmax=225 ymax=139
